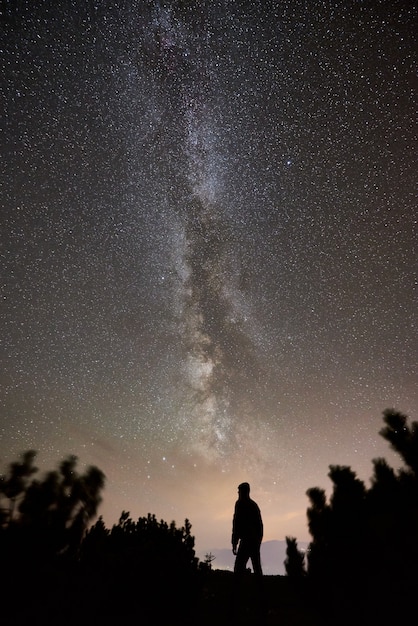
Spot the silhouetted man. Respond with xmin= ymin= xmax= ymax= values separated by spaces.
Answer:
xmin=232 ymin=482 xmax=263 ymax=576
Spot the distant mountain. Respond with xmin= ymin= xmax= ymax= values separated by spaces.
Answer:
xmin=199 ymin=540 xmax=309 ymax=576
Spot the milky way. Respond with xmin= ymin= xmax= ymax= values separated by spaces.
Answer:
xmin=2 ymin=1 xmax=417 ymax=565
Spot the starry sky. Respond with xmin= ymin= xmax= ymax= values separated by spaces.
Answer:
xmin=2 ymin=0 xmax=417 ymax=565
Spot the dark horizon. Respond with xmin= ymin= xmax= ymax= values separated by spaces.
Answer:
xmin=2 ymin=408 xmax=417 ymax=626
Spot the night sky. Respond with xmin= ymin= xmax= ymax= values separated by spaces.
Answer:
xmin=2 ymin=0 xmax=417 ymax=565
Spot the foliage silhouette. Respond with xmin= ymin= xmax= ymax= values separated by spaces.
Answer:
xmin=379 ymin=407 xmax=418 ymax=474
xmin=0 ymin=450 xmax=105 ymax=561
xmin=202 ymin=551 xmax=216 ymax=570
xmin=1 ymin=409 xmax=417 ymax=625
xmin=298 ymin=409 xmax=418 ymax=625
xmin=284 ymin=536 xmax=306 ymax=579
xmin=82 ymin=510 xmax=197 ymax=575
xmin=0 ymin=449 xmax=37 ymax=525
xmin=80 ymin=510 xmax=200 ymax=621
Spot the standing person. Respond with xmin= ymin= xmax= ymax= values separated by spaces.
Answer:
xmin=232 ymin=482 xmax=263 ymax=576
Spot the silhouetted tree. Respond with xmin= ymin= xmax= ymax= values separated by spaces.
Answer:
xmin=284 ymin=536 xmax=306 ymax=578
xmin=0 ymin=451 xmax=106 ymax=626
xmin=305 ymin=486 xmax=331 ymax=581
xmin=204 ymin=551 xmax=216 ymax=569
xmin=80 ymin=510 xmax=199 ymax=620
xmin=83 ymin=510 xmax=197 ymax=574
xmin=0 ymin=450 xmax=105 ymax=561
xmin=379 ymin=408 xmax=418 ymax=475
xmin=0 ymin=449 xmax=37 ymax=525
xmin=303 ymin=409 xmax=418 ymax=624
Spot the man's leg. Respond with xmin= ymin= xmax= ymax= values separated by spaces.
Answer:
xmin=234 ymin=540 xmax=250 ymax=574
xmin=250 ymin=544 xmax=263 ymax=576
xmin=251 ymin=544 xmax=266 ymax=623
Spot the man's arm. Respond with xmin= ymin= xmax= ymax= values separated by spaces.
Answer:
xmin=258 ymin=504 xmax=263 ymax=542
xmin=232 ymin=502 xmax=239 ymax=554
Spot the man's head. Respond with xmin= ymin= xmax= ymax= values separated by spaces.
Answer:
xmin=238 ymin=482 xmax=250 ymax=498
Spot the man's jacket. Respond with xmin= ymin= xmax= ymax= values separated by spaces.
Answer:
xmin=232 ymin=497 xmax=263 ymax=545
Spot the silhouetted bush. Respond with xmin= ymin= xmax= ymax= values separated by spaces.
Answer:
xmin=0 ymin=451 xmax=106 ymax=625
xmin=301 ymin=409 xmax=418 ymax=624
xmin=0 ymin=451 xmax=105 ymax=564
xmin=284 ymin=536 xmax=306 ymax=579
xmin=80 ymin=511 xmax=199 ymax=620
xmin=3 ymin=409 xmax=416 ymax=625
